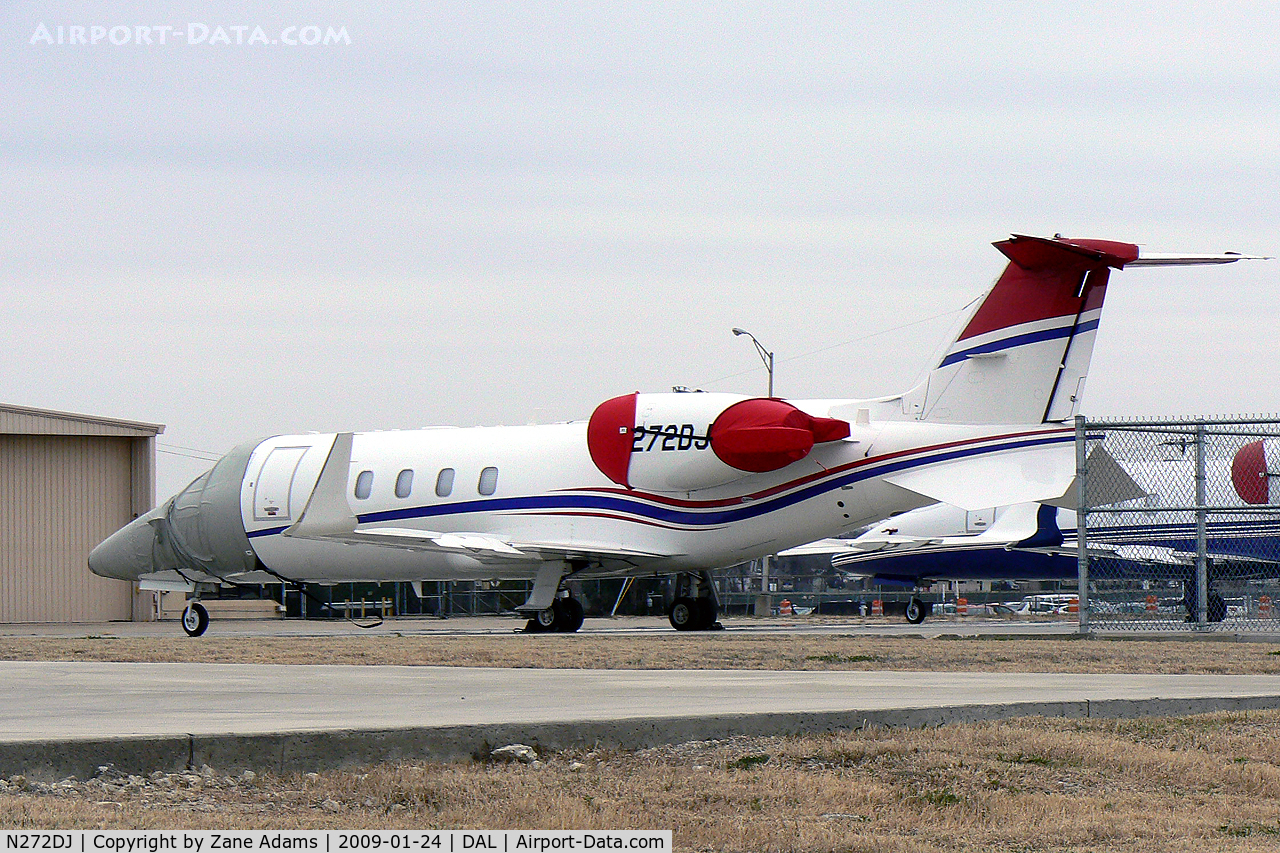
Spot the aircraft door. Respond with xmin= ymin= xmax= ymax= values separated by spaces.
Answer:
xmin=253 ymin=445 xmax=310 ymax=522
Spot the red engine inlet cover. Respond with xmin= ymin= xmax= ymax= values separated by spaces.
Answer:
xmin=709 ymin=398 xmax=850 ymax=473
xmin=1232 ymin=439 xmax=1269 ymax=505
xmin=586 ymin=392 xmax=638 ymax=487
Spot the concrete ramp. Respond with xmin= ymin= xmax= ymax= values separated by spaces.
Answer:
xmin=4 ymin=661 xmax=1279 ymax=780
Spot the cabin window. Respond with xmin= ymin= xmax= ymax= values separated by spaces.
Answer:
xmin=435 ymin=468 xmax=455 ymax=497
xmin=354 ymin=470 xmax=374 ymax=500
xmin=395 ymin=469 xmax=414 ymax=498
xmin=478 ymin=466 xmax=499 ymax=496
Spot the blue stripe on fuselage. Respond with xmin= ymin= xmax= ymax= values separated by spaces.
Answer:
xmin=245 ymin=431 xmax=1073 ymax=539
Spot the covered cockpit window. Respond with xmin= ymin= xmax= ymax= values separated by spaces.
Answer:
xmin=168 ymin=470 xmax=215 ymax=561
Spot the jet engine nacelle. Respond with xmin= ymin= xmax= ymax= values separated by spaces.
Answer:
xmin=1232 ymin=439 xmax=1280 ymax=504
xmin=587 ymin=392 xmax=850 ymax=492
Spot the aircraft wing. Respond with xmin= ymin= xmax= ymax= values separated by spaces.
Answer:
xmin=883 ymin=440 xmax=1076 ymax=511
xmin=777 ymin=537 xmax=870 ymax=557
xmin=337 ymin=526 xmax=670 ymax=567
xmin=884 ymin=442 xmax=1144 ymax=512
xmin=1044 ymin=445 xmax=1149 ymax=510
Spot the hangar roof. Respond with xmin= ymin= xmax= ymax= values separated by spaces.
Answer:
xmin=0 ymin=403 xmax=164 ymax=438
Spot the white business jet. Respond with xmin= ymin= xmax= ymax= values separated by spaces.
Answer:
xmin=89 ymin=235 xmax=1256 ymax=635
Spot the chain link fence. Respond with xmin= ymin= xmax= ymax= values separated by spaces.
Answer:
xmin=1078 ymin=418 xmax=1280 ymax=633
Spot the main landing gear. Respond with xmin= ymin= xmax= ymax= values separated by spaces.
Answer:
xmin=1183 ymin=580 xmax=1227 ymax=624
xmin=668 ymin=571 xmax=723 ymax=631
xmin=524 ymin=595 xmax=586 ymax=633
xmin=519 ymin=562 xmax=587 ymax=633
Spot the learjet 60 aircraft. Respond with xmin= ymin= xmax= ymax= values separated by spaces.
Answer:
xmin=88 ymin=235 xmax=1257 ymax=635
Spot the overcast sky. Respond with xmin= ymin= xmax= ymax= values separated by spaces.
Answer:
xmin=3 ymin=1 xmax=1278 ymax=498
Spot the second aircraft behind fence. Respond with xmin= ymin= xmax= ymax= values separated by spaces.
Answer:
xmin=88 ymin=235 xmax=1260 ymax=635
xmin=823 ymin=435 xmax=1280 ymax=624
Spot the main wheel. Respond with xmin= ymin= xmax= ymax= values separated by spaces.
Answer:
xmin=1208 ymin=591 xmax=1227 ymax=623
xmin=668 ymin=596 xmax=699 ymax=631
xmin=181 ymin=602 xmax=209 ymax=637
xmin=525 ymin=607 xmax=557 ymax=633
xmin=554 ymin=598 xmax=585 ymax=633
xmin=694 ymin=597 xmax=718 ymax=630
xmin=904 ymin=597 xmax=928 ymax=625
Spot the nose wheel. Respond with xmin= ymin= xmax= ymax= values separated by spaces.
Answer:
xmin=181 ymin=601 xmax=209 ymax=637
xmin=904 ymin=597 xmax=931 ymax=624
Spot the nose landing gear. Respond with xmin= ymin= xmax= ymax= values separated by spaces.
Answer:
xmin=181 ymin=601 xmax=210 ymax=637
xmin=904 ymin=597 xmax=932 ymax=625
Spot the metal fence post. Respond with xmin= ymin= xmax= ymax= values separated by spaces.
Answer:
xmin=1076 ymin=415 xmax=1089 ymax=634
xmin=1195 ymin=421 xmax=1209 ymax=627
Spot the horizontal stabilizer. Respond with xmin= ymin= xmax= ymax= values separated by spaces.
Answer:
xmin=1127 ymin=252 xmax=1269 ymax=266
xmin=998 ymin=234 xmax=1138 ymax=270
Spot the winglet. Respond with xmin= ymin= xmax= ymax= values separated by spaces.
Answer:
xmin=1012 ymin=504 xmax=1065 ymax=549
xmin=284 ymin=433 xmax=357 ymax=538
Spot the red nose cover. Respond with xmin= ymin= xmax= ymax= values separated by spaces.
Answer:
xmin=587 ymin=393 xmax=638 ymax=487
xmin=1232 ymin=440 xmax=1268 ymax=505
xmin=710 ymin=399 xmax=850 ymax=473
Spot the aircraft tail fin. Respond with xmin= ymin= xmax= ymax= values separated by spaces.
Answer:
xmin=894 ymin=235 xmax=1261 ymax=425
xmin=900 ymin=234 xmax=1135 ymax=425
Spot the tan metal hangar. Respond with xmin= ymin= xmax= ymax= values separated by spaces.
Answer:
xmin=0 ymin=403 xmax=162 ymax=622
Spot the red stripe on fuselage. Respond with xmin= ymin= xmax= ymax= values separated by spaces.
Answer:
xmin=566 ymin=426 xmax=1072 ymax=509
xmin=512 ymin=510 xmax=723 ymax=532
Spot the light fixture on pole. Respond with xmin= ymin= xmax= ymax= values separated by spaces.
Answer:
xmin=733 ymin=326 xmax=776 ymax=616
xmin=731 ymin=327 xmax=774 ymax=397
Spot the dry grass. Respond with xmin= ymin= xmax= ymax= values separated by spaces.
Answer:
xmin=5 ymin=630 xmax=1280 ymax=848
xmin=2 ymin=632 xmax=1280 ymax=674
xmin=5 ymin=711 xmax=1280 ymax=851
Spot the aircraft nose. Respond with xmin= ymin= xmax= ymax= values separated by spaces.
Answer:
xmin=88 ymin=513 xmax=158 ymax=581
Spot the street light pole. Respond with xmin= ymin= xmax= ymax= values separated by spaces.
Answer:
xmin=732 ymin=327 xmax=776 ymax=616
xmin=732 ymin=328 xmax=774 ymax=397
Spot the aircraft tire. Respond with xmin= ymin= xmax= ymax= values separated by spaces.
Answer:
xmin=181 ymin=602 xmax=209 ymax=637
xmin=554 ymin=598 xmax=585 ymax=633
xmin=1183 ymin=588 xmax=1229 ymax=624
xmin=525 ymin=607 xmax=558 ymax=633
xmin=668 ymin=596 xmax=699 ymax=631
xmin=1208 ymin=591 xmax=1227 ymax=623
xmin=904 ymin=597 xmax=928 ymax=625
xmin=693 ymin=597 xmax=718 ymax=630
